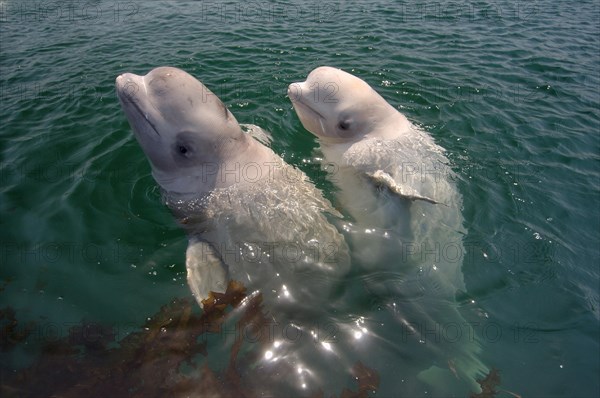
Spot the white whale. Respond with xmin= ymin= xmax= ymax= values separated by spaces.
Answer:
xmin=116 ymin=67 xmax=355 ymax=395
xmin=289 ymin=66 xmax=488 ymax=395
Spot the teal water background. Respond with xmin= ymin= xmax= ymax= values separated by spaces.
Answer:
xmin=1 ymin=1 xmax=599 ymax=396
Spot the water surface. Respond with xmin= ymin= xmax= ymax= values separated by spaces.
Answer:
xmin=1 ymin=1 xmax=599 ymax=397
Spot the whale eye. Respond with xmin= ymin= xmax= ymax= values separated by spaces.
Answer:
xmin=338 ymin=120 xmax=351 ymax=130
xmin=173 ymin=132 xmax=206 ymax=166
xmin=173 ymin=139 xmax=194 ymax=160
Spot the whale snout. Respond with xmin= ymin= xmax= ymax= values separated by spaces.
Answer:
xmin=287 ymin=82 xmax=304 ymax=103
xmin=115 ymin=73 xmax=144 ymax=103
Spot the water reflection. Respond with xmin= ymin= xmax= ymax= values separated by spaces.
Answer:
xmin=1 ymin=277 xmax=509 ymax=397
xmin=0 ymin=281 xmax=383 ymax=397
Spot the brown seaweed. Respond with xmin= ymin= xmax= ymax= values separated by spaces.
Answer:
xmin=0 ymin=306 xmax=33 ymax=352
xmin=470 ymin=368 xmax=521 ymax=398
xmin=339 ymin=361 xmax=381 ymax=398
xmin=0 ymin=281 xmax=380 ymax=398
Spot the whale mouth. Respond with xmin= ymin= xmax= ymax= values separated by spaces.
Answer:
xmin=288 ymin=92 xmax=331 ymax=138
xmin=291 ymin=98 xmax=326 ymax=121
xmin=116 ymin=75 xmax=161 ymax=137
xmin=289 ymin=95 xmax=329 ymax=136
xmin=288 ymin=91 xmax=326 ymax=122
xmin=123 ymin=97 xmax=161 ymax=137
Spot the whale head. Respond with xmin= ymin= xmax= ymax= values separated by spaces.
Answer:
xmin=288 ymin=66 xmax=407 ymax=142
xmin=116 ymin=66 xmax=248 ymax=194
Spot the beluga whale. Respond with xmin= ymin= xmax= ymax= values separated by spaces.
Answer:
xmin=289 ymin=66 xmax=488 ymax=396
xmin=116 ymin=67 xmax=356 ymax=396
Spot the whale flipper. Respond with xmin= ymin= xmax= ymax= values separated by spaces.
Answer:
xmin=186 ymin=239 xmax=228 ymax=304
xmin=365 ymin=170 xmax=444 ymax=205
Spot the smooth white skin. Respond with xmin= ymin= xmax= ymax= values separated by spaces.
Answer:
xmin=289 ymin=68 xmax=487 ymax=390
xmin=288 ymin=66 xmax=467 ymax=284
xmin=288 ymin=66 xmax=411 ymax=143
xmin=116 ymin=66 xmax=275 ymax=196
xmin=287 ymin=66 xmax=459 ymax=231
xmin=116 ymin=67 xmax=359 ymax=397
xmin=289 ymin=66 xmax=408 ymax=230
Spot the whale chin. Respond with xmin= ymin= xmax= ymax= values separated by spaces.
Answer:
xmin=291 ymin=103 xmax=327 ymax=137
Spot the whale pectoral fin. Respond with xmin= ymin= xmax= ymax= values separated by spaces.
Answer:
xmin=365 ymin=170 xmax=444 ymax=206
xmin=185 ymin=239 xmax=228 ymax=305
xmin=417 ymin=365 xmax=467 ymax=394
xmin=417 ymin=359 xmax=489 ymax=395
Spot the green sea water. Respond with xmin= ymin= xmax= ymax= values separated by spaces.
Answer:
xmin=1 ymin=1 xmax=599 ymax=397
